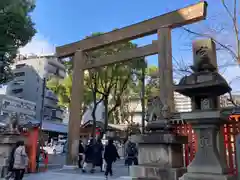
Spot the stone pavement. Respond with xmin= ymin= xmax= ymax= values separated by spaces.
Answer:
xmin=23 ymin=172 xmax=131 ymax=180
xmin=23 ymin=160 xmax=130 ymax=180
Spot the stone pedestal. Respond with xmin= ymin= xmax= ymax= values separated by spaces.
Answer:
xmin=179 ymin=111 xmax=236 ymax=180
xmin=180 ymin=173 xmax=235 ymax=180
xmin=0 ymin=133 xmax=25 ymax=178
xmin=130 ymin=133 xmax=187 ymax=180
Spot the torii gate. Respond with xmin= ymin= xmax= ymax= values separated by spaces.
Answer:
xmin=56 ymin=2 xmax=207 ymax=165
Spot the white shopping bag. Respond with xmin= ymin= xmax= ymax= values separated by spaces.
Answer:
xmin=102 ymin=159 xmax=107 ymax=172
xmin=83 ymin=162 xmax=88 ymax=170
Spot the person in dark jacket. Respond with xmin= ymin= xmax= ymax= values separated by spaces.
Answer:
xmin=104 ymin=139 xmax=120 ymax=179
xmin=82 ymin=139 xmax=95 ymax=173
xmin=5 ymin=143 xmax=19 ymax=179
xmin=78 ymin=140 xmax=85 ymax=169
xmin=93 ymin=138 xmax=104 ymax=172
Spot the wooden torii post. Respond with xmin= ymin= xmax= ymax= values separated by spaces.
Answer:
xmin=56 ymin=2 xmax=207 ymax=165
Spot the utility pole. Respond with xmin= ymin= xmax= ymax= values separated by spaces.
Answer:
xmin=40 ymin=77 xmax=46 ymax=130
xmin=36 ymin=77 xmax=46 ymax=172
xmin=141 ymin=63 xmax=146 ymax=134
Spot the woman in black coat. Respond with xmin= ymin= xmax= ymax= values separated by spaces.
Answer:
xmin=78 ymin=140 xmax=85 ymax=168
xmin=104 ymin=139 xmax=120 ymax=178
xmin=82 ymin=139 xmax=95 ymax=173
xmin=93 ymin=138 xmax=104 ymax=171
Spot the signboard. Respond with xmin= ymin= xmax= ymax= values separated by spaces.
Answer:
xmin=2 ymin=98 xmax=36 ymax=116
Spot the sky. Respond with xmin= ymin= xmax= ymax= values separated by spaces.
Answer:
xmin=19 ymin=0 xmax=240 ymax=91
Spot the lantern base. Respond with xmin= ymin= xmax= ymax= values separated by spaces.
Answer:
xmin=179 ymin=110 xmax=236 ymax=179
xmin=0 ymin=134 xmax=25 ymax=178
xmin=180 ymin=172 xmax=236 ymax=180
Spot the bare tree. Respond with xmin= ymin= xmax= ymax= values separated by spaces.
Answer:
xmin=180 ymin=0 xmax=240 ymax=105
xmin=85 ymin=70 xmax=104 ymax=138
xmin=182 ymin=0 xmax=239 ymax=64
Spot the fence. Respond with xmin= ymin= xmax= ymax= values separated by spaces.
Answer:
xmin=175 ymin=114 xmax=240 ymax=175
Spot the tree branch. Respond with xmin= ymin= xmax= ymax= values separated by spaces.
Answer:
xmin=182 ymin=27 xmax=238 ymax=61
xmin=108 ymin=74 xmax=131 ymax=117
xmin=221 ymin=0 xmax=239 ymax=63
xmin=105 ymin=65 xmax=117 ymax=95
xmin=227 ymin=91 xmax=239 ymax=107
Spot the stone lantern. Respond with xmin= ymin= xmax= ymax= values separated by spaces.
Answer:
xmin=0 ymin=112 xmax=25 ymax=178
xmin=175 ymin=39 xmax=235 ymax=180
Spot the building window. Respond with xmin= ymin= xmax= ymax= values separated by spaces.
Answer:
xmin=16 ymin=64 xmax=26 ymax=69
xmin=13 ymin=80 xmax=24 ymax=85
xmin=12 ymin=88 xmax=23 ymax=94
xmin=14 ymin=72 xmax=25 ymax=77
xmin=2 ymin=100 xmax=10 ymax=109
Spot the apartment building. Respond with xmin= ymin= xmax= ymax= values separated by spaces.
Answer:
xmin=6 ymin=55 xmax=66 ymax=123
xmin=122 ymin=97 xmax=143 ymax=125
xmin=174 ymin=92 xmax=192 ymax=112
xmin=13 ymin=54 xmax=66 ymax=79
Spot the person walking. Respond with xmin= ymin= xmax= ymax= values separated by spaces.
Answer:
xmin=5 ymin=143 xmax=18 ymax=180
xmin=78 ymin=140 xmax=85 ymax=169
xmin=104 ymin=139 xmax=120 ymax=179
xmin=93 ymin=138 xmax=104 ymax=172
xmin=82 ymin=138 xmax=95 ymax=173
xmin=13 ymin=140 xmax=28 ymax=180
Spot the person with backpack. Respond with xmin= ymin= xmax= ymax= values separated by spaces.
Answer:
xmin=126 ymin=140 xmax=138 ymax=167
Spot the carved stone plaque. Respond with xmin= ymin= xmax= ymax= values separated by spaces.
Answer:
xmin=197 ymin=75 xmax=213 ymax=83
xmin=199 ymin=136 xmax=211 ymax=148
xmin=192 ymin=39 xmax=217 ymax=69
xmin=201 ymin=99 xmax=210 ymax=110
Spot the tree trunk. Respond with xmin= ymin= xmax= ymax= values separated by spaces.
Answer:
xmin=91 ymin=91 xmax=97 ymax=138
xmin=103 ymin=96 xmax=108 ymax=133
xmin=141 ymin=64 xmax=146 ymax=134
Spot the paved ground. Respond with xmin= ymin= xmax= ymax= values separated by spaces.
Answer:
xmin=48 ymin=154 xmax=65 ymax=165
xmin=24 ymin=172 xmax=131 ymax=180
xmin=24 ymin=160 xmax=129 ymax=180
xmin=39 ymin=154 xmax=65 ymax=170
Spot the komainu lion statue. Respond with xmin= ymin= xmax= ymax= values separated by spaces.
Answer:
xmin=6 ymin=112 xmax=20 ymax=134
xmin=146 ymin=96 xmax=171 ymax=122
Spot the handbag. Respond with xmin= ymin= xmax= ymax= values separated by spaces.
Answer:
xmin=20 ymin=148 xmax=27 ymax=166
